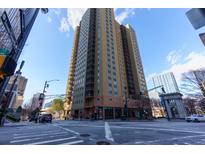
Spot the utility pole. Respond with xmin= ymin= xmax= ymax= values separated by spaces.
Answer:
xmin=33 ymin=79 xmax=59 ymax=123
xmin=0 ymin=60 xmax=25 ymax=126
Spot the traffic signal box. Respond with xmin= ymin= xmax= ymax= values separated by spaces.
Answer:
xmin=0 ymin=48 xmax=17 ymax=81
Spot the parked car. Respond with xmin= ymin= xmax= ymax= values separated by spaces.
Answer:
xmin=185 ymin=114 xmax=205 ymax=122
xmin=38 ymin=113 xmax=52 ymax=123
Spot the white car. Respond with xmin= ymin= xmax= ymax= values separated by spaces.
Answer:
xmin=185 ymin=114 xmax=205 ymax=122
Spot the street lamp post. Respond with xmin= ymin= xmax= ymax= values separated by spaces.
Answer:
xmin=34 ymin=79 xmax=59 ymax=123
xmin=39 ymin=79 xmax=60 ymax=107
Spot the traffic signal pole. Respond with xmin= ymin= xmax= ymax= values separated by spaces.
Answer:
xmin=0 ymin=61 xmax=25 ymax=126
xmin=0 ymin=9 xmax=40 ymax=114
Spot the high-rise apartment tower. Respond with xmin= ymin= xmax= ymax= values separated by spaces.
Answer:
xmin=65 ymin=8 xmax=151 ymax=119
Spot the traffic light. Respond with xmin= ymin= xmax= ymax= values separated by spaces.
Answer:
xmin=0 ymin=55 xmax=17 ymax=81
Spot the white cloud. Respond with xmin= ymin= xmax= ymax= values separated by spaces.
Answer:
xmin=47 ymin=16 xmax=52 ymax=23
xmin=167 ymin=51 xmax=205 ymax=82
xmin=59 ymin=8 xmax=137 ymax=34
xmin=115 ymin=8 xmax=136 ymax=24
xmin=166 ymin=50 xmax=182 ymax=65
xmin=59 ymin=17 xmax=70 ymax=33
xmin=59 ymin=8 xmax=87 ymax=33
xmin=148 ymin=51 xmax=205 ymax=90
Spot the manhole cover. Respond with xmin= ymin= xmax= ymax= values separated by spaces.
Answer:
xmin=80 ymin=134 xmax=90 ymax=137
xmin=96 ymin=141 xmax=111 ymax=145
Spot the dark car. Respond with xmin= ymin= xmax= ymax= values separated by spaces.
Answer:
xmin=28 ymin=115 xmax=37 ymax=122
xmin=38 ymin=113 xmax=52 ymax=123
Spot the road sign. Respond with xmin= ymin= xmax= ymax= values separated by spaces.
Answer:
xmin=186 ymin=8 xmax=205 ymax=30
xmin=199 ymin=33 xmax=205 ymax=46
xmin=0 ymin=48 xmax=9 ymax=55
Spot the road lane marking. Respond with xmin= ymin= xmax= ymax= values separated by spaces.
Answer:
xmin=10 ymin=137 xmax=41 ymax=143
xmin=14 ymin=130 xmax=61 ymax=136
xmin=25 ymin=136 xmax=77 ymax=145
xmin=55 ymin=124 xmax=205 ymax=135
xmin=52 ymin=124 xmax=79 ymax=135
xmin=135 ymin=134 xmax=205 ymax=144
xmin=60 ymin=140 xmax=84 ymax=145
xmin=105 ymin=122 xmax=115 ymax=142
xmin=111 ymin=126 xmax=205 ymax=134
xmin=13 ymin=132 xmax=67 ymax=139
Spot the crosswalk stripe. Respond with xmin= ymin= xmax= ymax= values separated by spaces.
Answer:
xmin=14 ymin=130 xmax=61 ymax=136
xmin=10 ymin=138 xmax=41 ymax=143
xmin=25 ymin=136 xmax=77 ymax=145
xmin=60 ymin=140 xmax=84 ymax=145
xmin=52 ymin=124 xmax=79 ymax=135
xmin=14 ymin=132 xmax=67 ymax=139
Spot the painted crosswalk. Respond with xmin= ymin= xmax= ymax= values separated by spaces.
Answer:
xmin=9 ymin=125 xmax=84 ymax=145
xmin=25 ymin=136 xmax=77 ymax=145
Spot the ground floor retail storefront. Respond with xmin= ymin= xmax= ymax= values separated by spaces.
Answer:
xmin=72 ymin=106 xmax=152 ymax=120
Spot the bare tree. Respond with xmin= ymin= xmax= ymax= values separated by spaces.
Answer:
xmin=181 ymin=69 xmax=205 ymax=99
xmin=183 ymin=97 xmax=197 ymax=115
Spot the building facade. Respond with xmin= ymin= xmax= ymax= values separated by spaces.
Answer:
xmin=64 ymin=26 xmax=80 ymax=118
xmin=66 ymin=8 xmax=151 ymax=120
xmin=29 ymin=93 xmax=41 ymax=111
xmin=152 ymin=72 xmax=180 ymax=94
xmin=5 ymin=74 xmax=27 ymax=110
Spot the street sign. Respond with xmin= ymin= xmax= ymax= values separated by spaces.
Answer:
xmin=199 ymin=33 xmax=205 ymax=46
xmin=0 ymin=48 xmax=9 ymax=55
xmin=186 ymin=8 xmax=205 ymax=30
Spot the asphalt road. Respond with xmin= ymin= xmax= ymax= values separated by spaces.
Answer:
xmin=1 ymin=119 xmax=205 ymax=145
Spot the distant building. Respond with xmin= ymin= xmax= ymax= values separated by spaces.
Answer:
xmin=152 ymin=72 xmax=180 ymax=94
xmin=152 ymin=72 xmax=187 ymax=119
xmin=5 ymin=74 xmax=27 ymax=110
xmin=149 ymin=91 xmax=165 ymax=118
xmin=29 ymin=93 xmax=41 ymax=111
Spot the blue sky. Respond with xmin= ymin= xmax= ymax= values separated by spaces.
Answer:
xmin=20 ymin=8 xmax=205 ymax=104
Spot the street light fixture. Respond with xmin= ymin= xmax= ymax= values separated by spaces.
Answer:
xmin=43 ymin=79 xmax=59 ymax=94
xmin=34 ymin=79 xmax=59 ymax=123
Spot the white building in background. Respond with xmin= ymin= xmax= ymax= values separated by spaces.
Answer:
xmin=152 ymin=72 xmax=187 ymax=119
xmin=152 ymin=72 xmax=180 ymax=94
